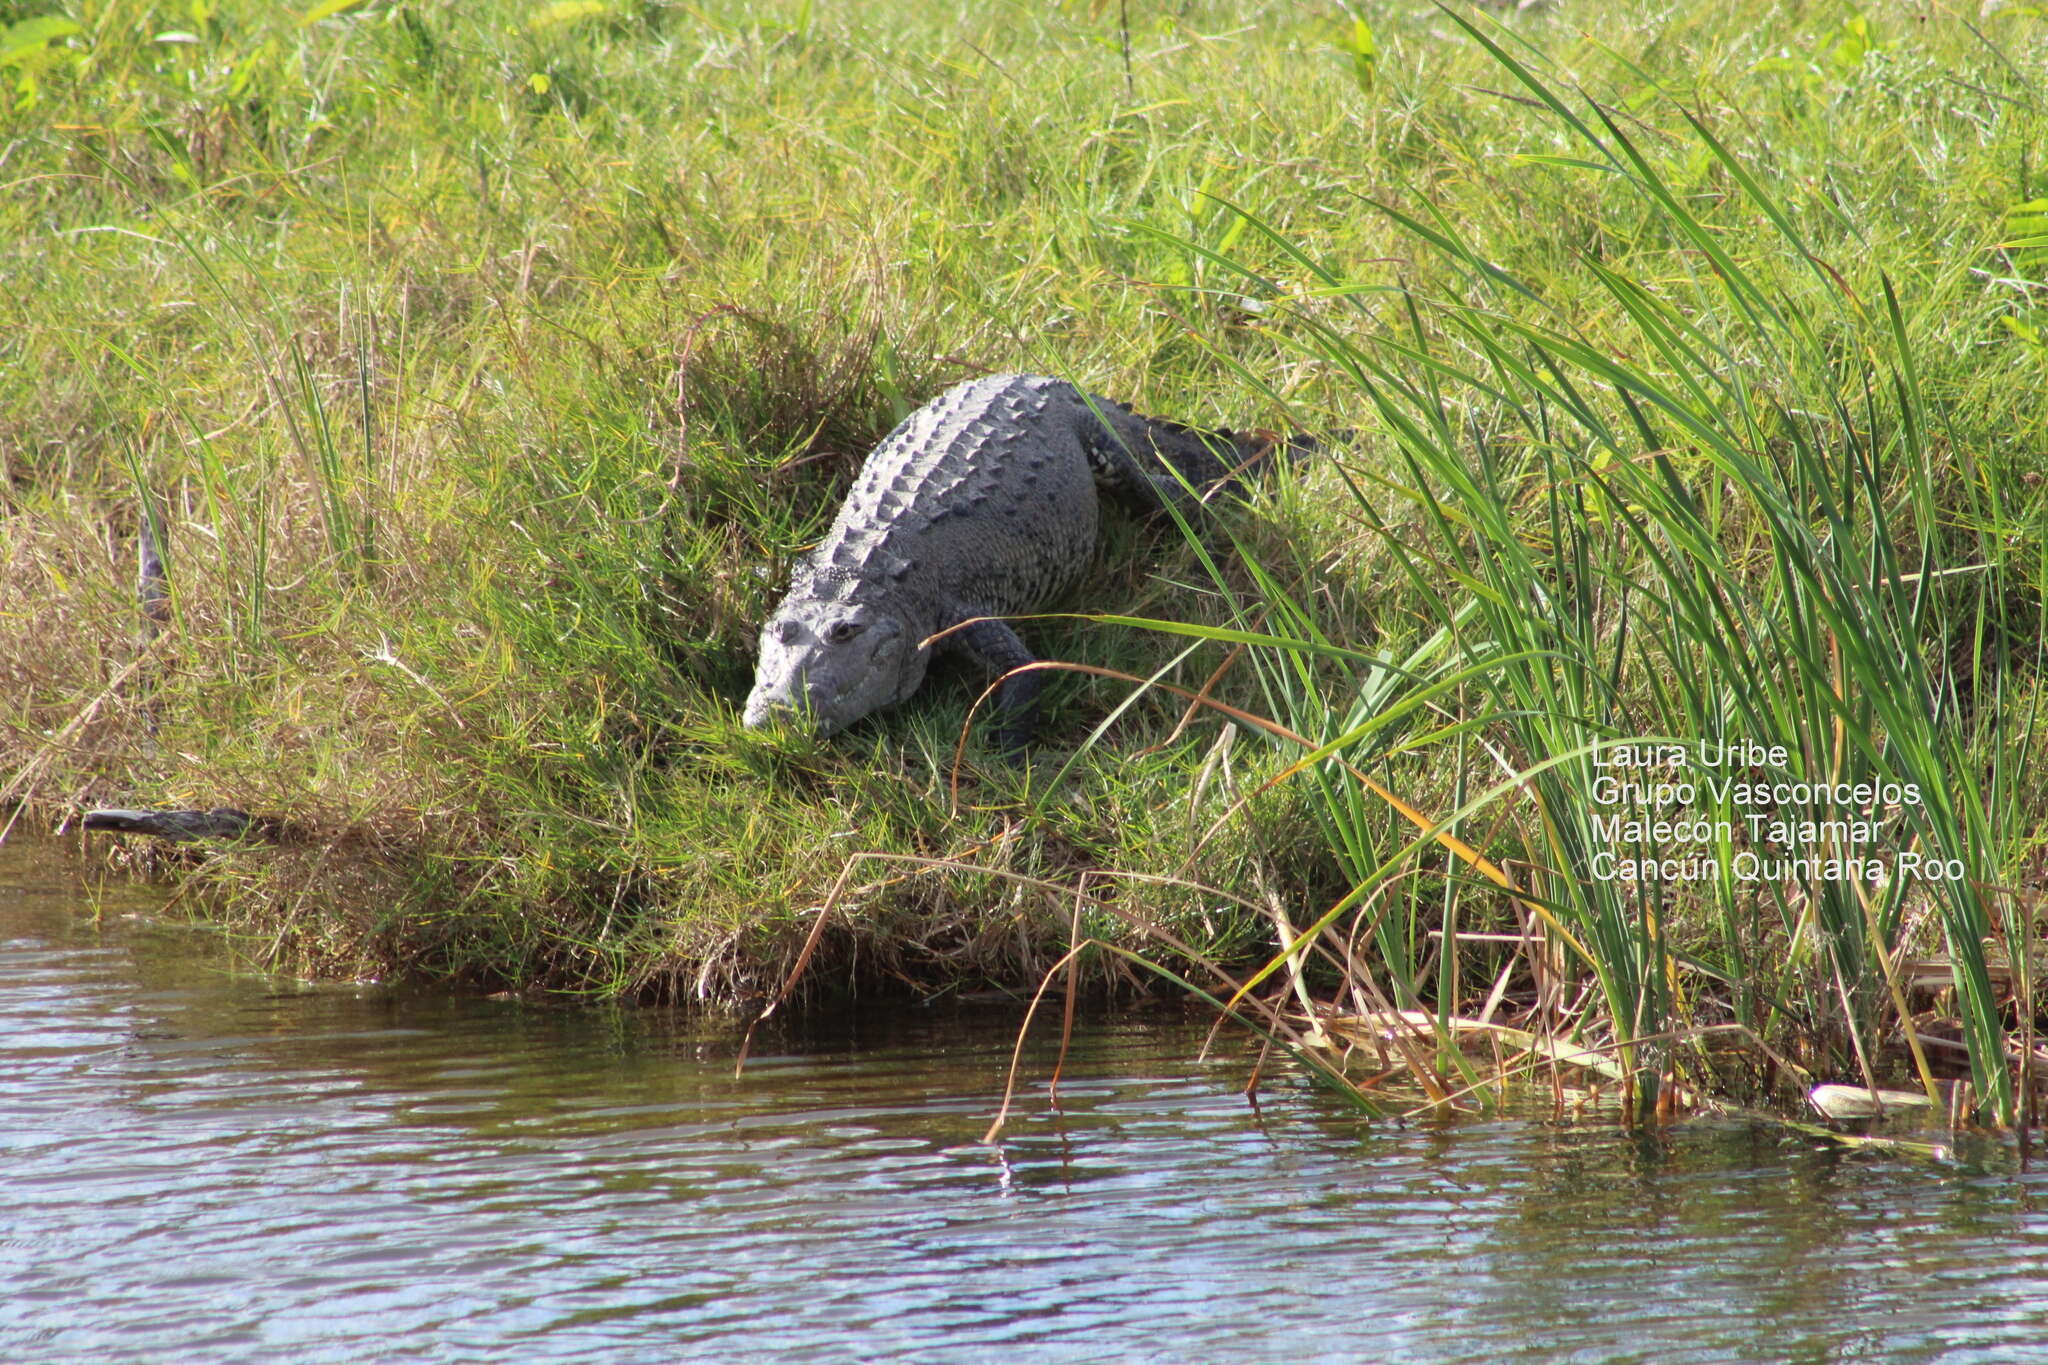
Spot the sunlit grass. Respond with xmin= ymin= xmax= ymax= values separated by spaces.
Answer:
xmin=1 ymin=0 xmax=2043 ymax=1120
xmin=1090 ymin=8 xmax=2048 ymax=1124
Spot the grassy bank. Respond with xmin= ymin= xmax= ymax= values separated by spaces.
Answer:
xmin=4 ymin=1 xmax=2046 ymax=1113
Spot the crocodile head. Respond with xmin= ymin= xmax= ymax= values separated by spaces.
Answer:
xmin=742 ymin=596 xmax=930 ymax=737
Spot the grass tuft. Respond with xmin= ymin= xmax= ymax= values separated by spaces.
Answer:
xmin=1 ymin=2 xmax=2043 ymax=1119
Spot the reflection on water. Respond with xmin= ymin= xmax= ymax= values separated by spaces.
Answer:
xmin=4 ymin=838 xmax=2047 ymax=1364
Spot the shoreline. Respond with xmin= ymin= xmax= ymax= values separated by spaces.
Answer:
xmin=5 ymin=0 xmax=2043 ymax=1121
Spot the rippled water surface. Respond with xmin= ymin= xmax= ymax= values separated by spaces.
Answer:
xmin=6 ymin=840 xmax=2048 ymax=1363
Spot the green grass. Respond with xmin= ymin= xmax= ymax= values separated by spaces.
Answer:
xmin=2 ymin=1 xmax=2045 ymax=1116
xmin=1125 ymin=7 xmax=2048 ymax=1124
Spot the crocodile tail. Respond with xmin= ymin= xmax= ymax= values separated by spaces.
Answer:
xmin=1082 ymin=394 xmax=1313 ymax=509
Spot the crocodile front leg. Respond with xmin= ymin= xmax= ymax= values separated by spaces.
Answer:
xmin=953 ymin=617 xmax=1045 ymax=757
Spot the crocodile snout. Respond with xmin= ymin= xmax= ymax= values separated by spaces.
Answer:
xmin=741 ymin=689 xmax=799 ymax=730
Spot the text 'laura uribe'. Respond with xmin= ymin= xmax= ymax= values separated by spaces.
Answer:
xmin=1586 ymin=738 xmax=1956 ymax=885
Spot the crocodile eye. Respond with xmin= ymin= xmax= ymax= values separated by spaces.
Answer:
xmin=824 ymin=620 xmax=865 ymax=645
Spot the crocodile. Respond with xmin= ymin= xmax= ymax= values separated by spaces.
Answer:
xmin=82 ymin=807 xmax=272 ymax=842
xmin=741 ymin=372 xmax=1306 ymax=753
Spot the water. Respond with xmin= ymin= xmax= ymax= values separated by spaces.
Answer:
xmin=6 ymin=840 xmax=2048 ymax=1364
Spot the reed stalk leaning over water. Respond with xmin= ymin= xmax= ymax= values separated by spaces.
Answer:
xmin=0 ymin=2 xmax=2041 ymax=1104
xmin=1090 ymin=9 xmax=2042 ymax=1126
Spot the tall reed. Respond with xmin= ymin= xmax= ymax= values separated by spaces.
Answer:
xmin=1136 ymin=10 xmax=2032 ymax=1122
